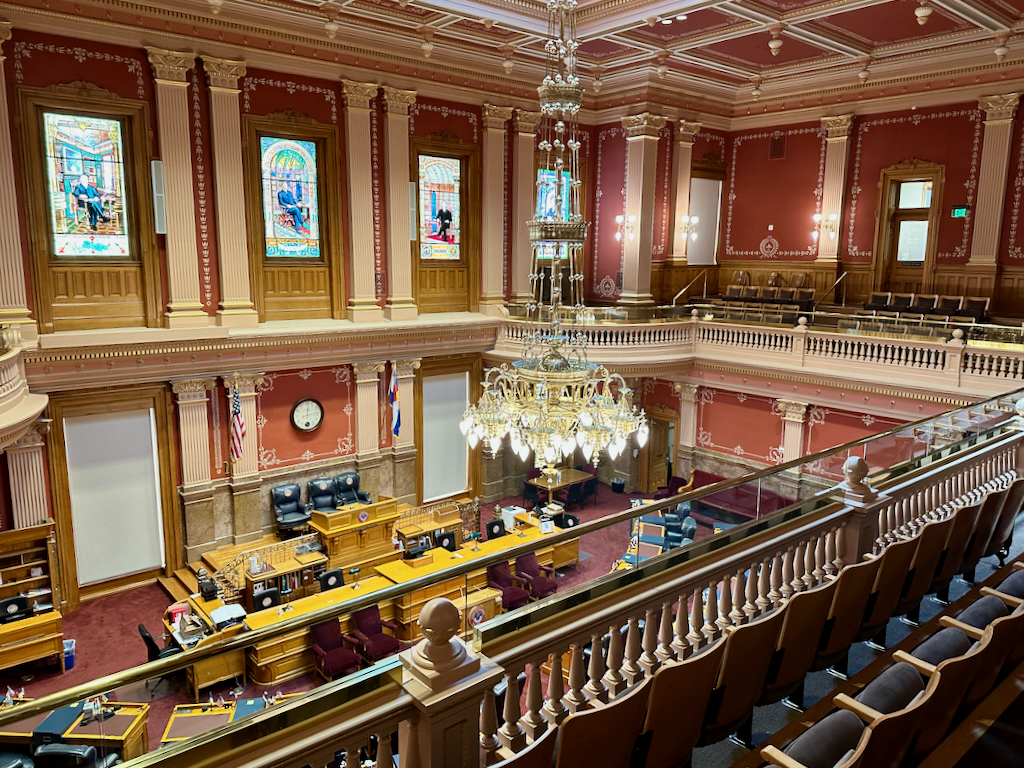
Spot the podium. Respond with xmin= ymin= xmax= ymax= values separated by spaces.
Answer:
xmin=310 ymin=496 xmax=402 ymax=578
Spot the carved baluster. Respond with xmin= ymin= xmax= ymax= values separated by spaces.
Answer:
xmin=519 ymin=659 xmax=548 ymax=740
xmin=802 ymin=538 xmax=816 ymax=590
xmin=687 ymin=588 xmax=706 ymax=650
xmin=621 ymin=616 xmax=645 ymax=686
xmin=729 ymin=569 xmax=746 ymax=626
xmin=657 ymin=601 xmax=676 ymax=661
xmin=824 ymin=528 xmax=838 ymax=577
xmin=780 ymin=546 xmax=796 ymax=599
xmin=702 ymin=582 xmax=719 ymax=641
xmin=813 ymin=533 xmax=826 ymax=584
xmin=789 ymin=542 xmax=806 ymax=594
xmin=480 ymin=689 xmax=500 ymax=766
xmin=563 ymin=642 xmax=589 ymax=713
xmin=743 ymin=563 xmax=759 ymax=618
xmin=768 ymin=552 xmax=784 ymax=606
xmin=671 ymin=596 xmax=690 ymax=658
xmin=498 ymin=666 xmax=527 ymax=751
xmin=756 ymin=558 xmax=771 ymax=613
xmin=717 ymin=574 xmax=734 ymax=631
xmin=583 ymin=632 xmax=609 ymax=703
xmin=542 ymin=650 xmax=568 ymax=725
xmin=376 ymin=729 xmax=393 ymax=768
xmin=602 ymin=625 xmax=627 ymax=697
xmin=640 ymin=607 xmax=661 ymax=675
xmin=344 ymin=740 xmax=365 ymax=768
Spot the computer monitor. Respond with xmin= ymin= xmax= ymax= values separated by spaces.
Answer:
xmin=485 ymin=519 xmax=506 ymax=540
xmin=553 ymin=512 xmax=579 ymax=529
xmin=318 ymin=569 xmax=345 ymax=592
xmin=0 ymin=596 xmax=29 ymax=624
xmin=253 ymin=588 xmax=280 ymax=611
xmin=436 ymin=531 xmax=457 ymax=552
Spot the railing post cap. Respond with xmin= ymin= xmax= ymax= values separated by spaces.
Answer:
xmin=400 ymin=598 xmax=484 ymax=695
xmin=1015 ymin=397 xmax=1024 ymax=418
xmin=797 ymin=317 xmax=808 ymax=327
xmin=691 ymin=309 xmax=700 ymax=319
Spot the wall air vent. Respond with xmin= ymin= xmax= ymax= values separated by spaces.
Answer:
xmin=769 ymin=133 xmax=786 ymax=160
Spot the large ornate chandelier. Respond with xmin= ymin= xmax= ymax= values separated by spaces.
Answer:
xmin=459 ymin=0 xmax=647 ymax=471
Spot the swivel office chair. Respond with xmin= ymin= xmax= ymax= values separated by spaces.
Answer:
xmin=271 ymin=483 xmax=311 ymax=536
xmin=334 ymin=472 xmax=372 ymax=505
xmin=34 ymin=744 xmax=121 ymax=768
xmin=307 ymin=479 xmax=337 ymax=513
xmin=138 ymin=624 xmax=182 ymax=697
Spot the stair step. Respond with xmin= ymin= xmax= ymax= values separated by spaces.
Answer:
xmin=158 ymin=575 xmax=190 ymax=603
xmin=175 ymin=568 xmax=200 ymax=593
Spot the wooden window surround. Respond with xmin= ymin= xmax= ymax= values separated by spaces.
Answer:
xmin=242 ymin=111 xmax=345 ymax=322
xmin=411 ymin=135 xmax=480 ymax=314
xmin=17 ymin=83 xmax=161 ymax=333
xmin=871 ymin=159 xmax=945 ymax=294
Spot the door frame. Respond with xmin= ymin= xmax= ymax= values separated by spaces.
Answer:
xmin=45 ymin=385 xmax=181 ymax=609
xmin=638 ymin=403 xmax=680 ymax=493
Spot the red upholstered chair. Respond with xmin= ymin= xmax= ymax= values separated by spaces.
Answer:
xmin=310 ymin=620 xmax=362 ymax=682
xmin=488 ymin=562 xmax=531 ymax=610
xmin=654 ymin=471 xmax=694 ymax=500
xmin=350 ymin=606 xmax=405 ymax=663
xmin=515 ymin=553 xmax=557 ymax=599
xmin=526 ymin=467 xmax=543 ymax=480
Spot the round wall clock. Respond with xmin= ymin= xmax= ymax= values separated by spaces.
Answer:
xmin=290 ymin=398 xmax=324 ymax=432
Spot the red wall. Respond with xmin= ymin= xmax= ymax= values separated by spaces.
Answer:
xmin=844 ymin=103 xmax=981 ymax=265
xmin=696 ymin=388 xmax=784 ymax=463
xmin=723 ymin=122 xmax=825 ymax=262
xmin=409 ymin=97 xmax=481 ymax=143
xmin=591 ymin=122 xmax=627 ymax=300
xmin=999 ymin=108 xmax=1024 ymax=264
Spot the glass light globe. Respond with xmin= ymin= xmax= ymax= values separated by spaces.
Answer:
xmin=468 ymin=432 xmax=479 ymax=449
xmin=582 ymin=443 xmax=593 ymax=461
xmin=489 ymin=436 xmax=501 ymax=454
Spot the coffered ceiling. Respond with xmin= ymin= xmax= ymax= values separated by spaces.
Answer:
xmin=9 ymin=0 xmax=1024 ymax=122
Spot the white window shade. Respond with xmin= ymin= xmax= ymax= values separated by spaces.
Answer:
xmin=64 ymin=409 xmax=165 ymax=586
xmin=686 ymin=177 xmax=722 ymax=265
xmin=422 ymin=373 xmax=469 ymax=503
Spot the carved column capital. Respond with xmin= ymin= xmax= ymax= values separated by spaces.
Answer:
xmin=223 ymin=373 xmax=264 ymax=396
xmin=776 ymin=400 xmax=809 ymax=423
xmin=621 ymin=112 xmax=667 ymax=138
xmin=820 ymin=114 xmax=854 ymax=139
xmin=0 ymin=21 xmax=12 ymax=58
xmin=382 ymin=86 xmax=417 ymax=115
xmin=353 ymin=361 xmax=386 ymax=382
xmin=675 ymin=120 xmax=702 ymax=145
xmin=172 ymin=378 xmax=216 ymax=401
xmin=482 ymin=104 xmax=514 ymax=131
xmin=342 ymin=80 xmax=379 ymax=109
xmin=979 ymin=92 xmax=1020 ymax=122
xmin=395 ymin=358 xmax=422 ymax=378
xmin=146 ymin=47 xmax=196 ymax=83
xmin=513 ymin=109 xmax=542 ymax=135
xmin=203 ymin=56 xmax=247 ymax=90
xmin=673 ymin=383 xmax=699 ymax=403
xmin=10 ymin=419 xmax=49 ymax=450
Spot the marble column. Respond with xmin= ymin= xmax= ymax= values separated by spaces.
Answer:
xmin=619 ymin=113 xmax=666 ymax=305
xmin=342 ymin=81 xmax=385 ymax=322
xmin=353 ymin=362 xmax=384 ymax=497
xmin=173 ymin=378 xmax=217 ymax=559
xmin=203 ymin=57 xmax=258 ymax=327
xmin=511 ymin=110 xmax=542 ymax=303
xmin=970 ymin=93 xmax=1021 ymax=265
xmin=481 ymin=104 xmax=514 ymax=315
xmin=6 ymin=421 xmax=50 ymax=529
xmin=393 ymin=358 xmax=420 ymax=506
xmin=147 ymin=48 xmax=207 ymax=328
xmin=223 ymin=373 xmax=264 ymax=544
xmin=382 ymin=87 xmax=419 ymax=321
xmin=817 ymin=115 xmax=854 ymax=263
xmin=776 ymin=400 xmax=809 ymax=462
xmin=674 ymin=383 xmax=698 ymax=476
xmin=668 ymin=121 xmax=702 ymax=264
xmin=0 ymin=24 xmax=33 ymax=340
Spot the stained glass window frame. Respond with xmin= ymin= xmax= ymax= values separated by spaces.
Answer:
xmin=259 ymin=134 xmax=324 ymax=261
xmin=417 ymin=153 xmax=464 ymax=262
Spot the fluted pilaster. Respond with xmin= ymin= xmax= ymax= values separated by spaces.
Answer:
xmin=669 ymin=120 xmax=701 ymax=264
xmin=7 ymin=421 xmax=49 ymax=529
xmin=817 ymin=115 xmax=854 ymax=262
xmin=620 ymin=113 xmax=666 ymax=305
xmin=353 ymin=362 xmax=384 ymax=458
xmin=511 ymin=110 xmax=542 ymax=303
xmin=481 ymin=104 xmax=514 ymax=315
xmin=172 ymin=378 xmax=215 ymax=486
xmin=776 ymin=400 xmax=809 ymax=463
xmin=223 ymin=373 xmax=263 ymax=479
xmin=970 ymin=93 xmax=1021 ymax=265
xmin=382 ymin=87 xmax=418 ymax=321
xmin=394 ymin=358 xmax=420 ymax=449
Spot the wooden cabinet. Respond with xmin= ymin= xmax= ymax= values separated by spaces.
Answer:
xmin=0 ymin=522 xmax=61 ymax=615
xmin=0 ymin=611 xmax=63 ymax=673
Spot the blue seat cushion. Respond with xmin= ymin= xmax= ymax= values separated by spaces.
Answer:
xmin=912 ymin=627 xmax=971 ymax=667
xmin=957 ymin=594 xmax=1008 ymax=629
xmin=855 ymin=662 xmax=924 ymax=715
xmin=997 ymin=570 xmax=1024 ymax=599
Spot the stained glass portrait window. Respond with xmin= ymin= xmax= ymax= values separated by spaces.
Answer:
xmin=44 ymin=113 xmax=130 ymax=257
xmin=418 ymin=155 xmax=461 ymax=260
xmin=260 ymin=136 xmax=321 ymax=259
xmin=536 ymin=168 xmax=571 ymax=222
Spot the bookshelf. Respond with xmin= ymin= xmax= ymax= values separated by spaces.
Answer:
xmin=0 ymin=521 xmax=61 ymax=614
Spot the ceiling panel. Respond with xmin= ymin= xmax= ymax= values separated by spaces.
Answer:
xmin=698 ymin=31 xmax=836 ymax=68
xmin=577 ymin=38 xmax=647 ymax=61
xmin=622 ymin=8 xmax=746 ymax=45
xmin=812 ymin=0 xmax=975 ymax=47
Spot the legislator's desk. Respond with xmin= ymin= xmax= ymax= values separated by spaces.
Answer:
xmin=164 ymin=596 xmax=247 ymax=702
xmin=526 ymin=468 xmax=593 ymax=494
xmin=0 ymin=611 xmax=64 ymax=674
xmin=394 ymin=501 xmax=465 ymax=550
xmin=161 ymin=695 xmax=305 ymax=746
xmin=513 ymin=512 xmax=581 ymax=570
xmin=242 ymin=551 xmax=327 ymax=611
xmin=310 ymin=497 xmax=402 ymax=578
xmin=0 ymin=701 xmax=149 ymax=761
xmin=243 ymin=576 xmax=395 ymax=686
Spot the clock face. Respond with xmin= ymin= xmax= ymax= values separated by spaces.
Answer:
xmin=290 ymin=398 xmax=324 ymax=432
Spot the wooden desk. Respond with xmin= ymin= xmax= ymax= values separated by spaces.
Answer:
xmin=310 ymin=497 xmax=402 ymax=577
xmin=161 ymin=705 xmax=234 ymax=745
xmin=243 ymin=576 xmax=395 ymax=686
xmin=0 ymin=611 xmax=63 ymax=674
xmin=164 ymin=597 xmax=246 ymax=702
xmin=243 ymin=551 xmax=327 ymax=611
xmin=527 ymin=469 xmax=592 ymax=494
xmin=514 ymin=513 xmax=580 ymax=569
xmin=64 ymin=703 xmax=149 ymax=761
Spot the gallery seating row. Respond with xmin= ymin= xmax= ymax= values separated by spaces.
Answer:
xmin=862 ymin=292 xmax=990 ymax=322
xmin=493 ymin=468 xmax=1024 ymax=768
xmin=722 ymin=284 xmax=817 ymax=312
xmin=270 ymin=472 xmax=372 ymax=533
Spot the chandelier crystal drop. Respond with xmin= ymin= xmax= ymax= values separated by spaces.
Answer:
xmin=459 ymin=0 xmax=647 ymax=473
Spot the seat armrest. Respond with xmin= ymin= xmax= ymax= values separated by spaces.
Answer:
xmin=381 ymin=619 xmax=400 ymax=633
xmin=539 ymin=564 xmax=556 ymax=576
xmin=980 ymin=586 xmax=1024 ymax=607
xmin=517 ymin=571 xmax=536 ymax=583
xmin=99 ymin=755 xmax=123 ymax=768
xmin=352 ymin=628 xmax=370 ymax=642
xmin=1014 ymin=561 xmax=1024 ymax=572
xmin=938 ymin=616 xmax=985 ymax=640
xmin=311 ymin=643 xmax=327 ymax=659
xmin=511 ymin=575 xmax=528 ymax=587
xmin=760 ymin=745 xmax=808 ymax=768
xmin=834 ymin=692 xmax=883 ymax=723
xmin=891 ymin=650 xmax=937 ymax=677
xmin=341 ymin=633 xmax=361 ymax=647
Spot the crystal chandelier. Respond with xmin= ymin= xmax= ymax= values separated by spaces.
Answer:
xmin=459 ymin=0 xmax=647 ymax=472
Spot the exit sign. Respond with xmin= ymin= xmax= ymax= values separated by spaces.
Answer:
xmin=951 ymin=206 xmax=970 ymax=218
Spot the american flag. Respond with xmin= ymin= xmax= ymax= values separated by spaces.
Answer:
xmin=229 ymin=388 xmax=246 ymax=463
xmin=389 ymin=366 xmax=401 ymax=437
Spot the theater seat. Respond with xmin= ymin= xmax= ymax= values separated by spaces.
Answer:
xmin=763 ymin=709 xmax=865 ymax=768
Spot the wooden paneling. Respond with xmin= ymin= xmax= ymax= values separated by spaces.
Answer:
xmin=49 ymin=264 xmax=146 ymax=328
xmin=718 ymin=260 xmax=840 ymax=297
xmin=839 ymin=263 xmax=874 ymax=305
xmin=996 ymin=266 xmax=1024 ymax=316
xmin=656 ymin=263 xmax=720 ymax=304
xmin=931 ymin=264 xmax=998 ymax=299
xmin=418 ymin=264 xmax=470 ymax=312
xmin=262 ymin=263 xmax=332 ymax=320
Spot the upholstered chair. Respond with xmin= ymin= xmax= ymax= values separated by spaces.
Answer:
xmin=334 ymin=471 xmax=372 ymax=505
xmin=271 ymin=483 xmax=311 ymax=534
xmin=350 ymin=606 xmax=404 ymax=663
xmin=310 ymin=620 xmax=361 ymax=681
xmin=307 ymin=478 xmax=337 ymax=512
xmin=515 ymin=553 xmax=557 ymax=599
xmin=487 ymin=562 xmax=530 ymax=611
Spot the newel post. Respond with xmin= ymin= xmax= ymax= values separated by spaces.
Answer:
xmin=943 ymin=328 xmax=965 ymax=388
xmin=398 ymin=598 xmax=503 ymax=768
xmin=836 ymin=456 xmax=887 ymax=562
xmin=792 ymin=317 xmax=809 ymax=367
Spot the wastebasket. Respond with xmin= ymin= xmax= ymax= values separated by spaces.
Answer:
xmin=611 ymin=478 xmax=625 ymax=494
xmin=63 ymin=639 xmax=76 ymax=670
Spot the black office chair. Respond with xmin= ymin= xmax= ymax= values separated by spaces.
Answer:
xmin=34 ymin=744 xmax=120 ymax=768
xmin=318 ymin=569 xmax=345 ymax=592
xmin=138 ymin=624 xmax=182 ymax=697
xmin=253 ymin=588 xmax=281 ymax=611
xmin=0 ymin=754 xmax=31 ymax=768
xmin=307 ymin=479 xmax=337 ymax=512
xmin=271 ymin=483 xmax=311 ymax=536
xmin=334 ymin=472 xmax=372 ymax=505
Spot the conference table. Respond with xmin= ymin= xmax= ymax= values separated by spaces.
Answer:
xmin=526 ymin=468 xmax=593 ymax=494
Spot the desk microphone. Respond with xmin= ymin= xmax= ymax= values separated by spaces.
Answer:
xmin=348 ymin=567 xmax=362 ymax=589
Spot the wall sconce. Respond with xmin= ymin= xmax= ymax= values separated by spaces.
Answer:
xmin=615 ymin=214 xmax=636 ymax=242
xmin=680 ymin=214 xmax=699 ymax=241
xmin=811 ymin=212 xmax=838 ymax=241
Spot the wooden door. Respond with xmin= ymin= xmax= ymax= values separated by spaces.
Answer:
xmin=645 ymin=419 xmax=671 ymax=492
